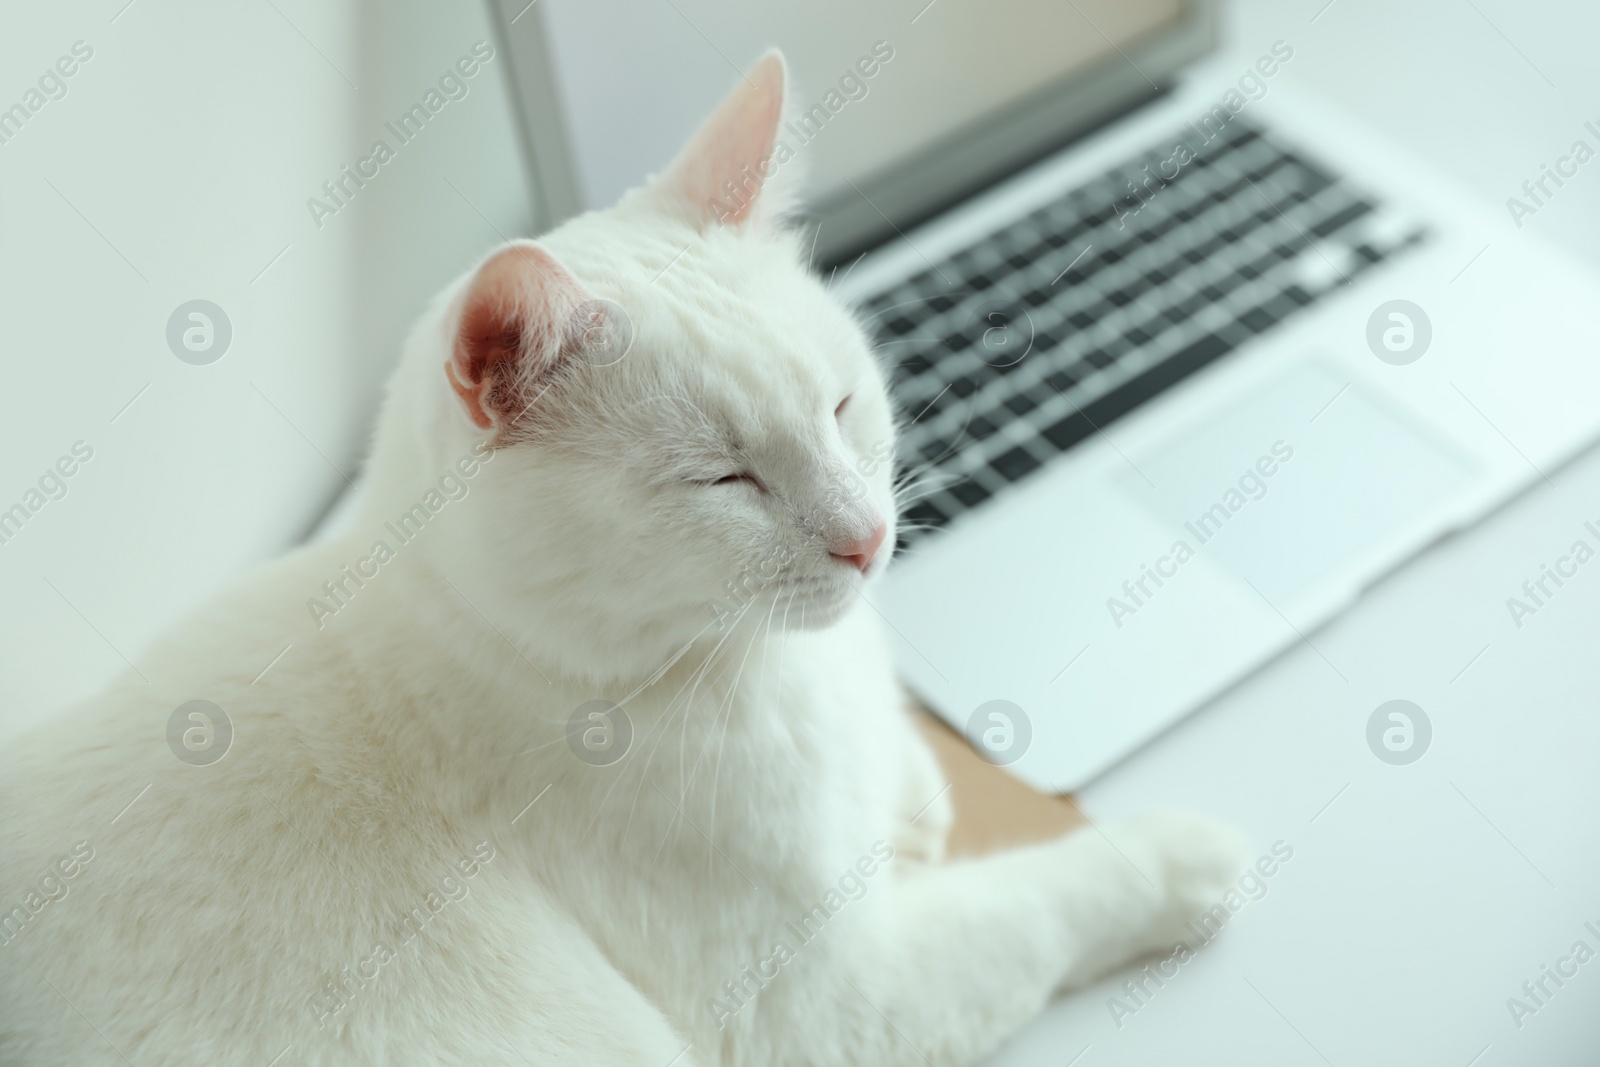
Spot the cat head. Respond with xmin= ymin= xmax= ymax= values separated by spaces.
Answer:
xmin=403 ymin=52 xmax=897 ymax=682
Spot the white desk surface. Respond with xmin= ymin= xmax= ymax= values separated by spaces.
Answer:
xmin=995 ymin=1 xmax=1600 ymax=1063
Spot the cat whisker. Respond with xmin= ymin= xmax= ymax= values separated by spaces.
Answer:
xmin=894 ymin=480 xmax=963 ymax=510
xmin=613 ymin=617 xmax=717 ymax=710
xmin=894 ymin=462 xmax=960 ymax=492
xmin=635 ymin=599 xmax=756 ymax=862
xmin=829 ymin=251 xmax=867 ymax=293
xmin=648 ymin=650 xmax=740 ymax=870
xmin=891 ymin=477 xmax=956 ymax=513
xmin=889 ymin=447 xmax=968 ymax=505
xmin=869 ymin=336 xmax=948 ymax=354
xmin=608 ymin=599 xmax=756 ymax=845
xmin=690 ymin=593 xmax=774 ymax=880
xmin=853 ymin=288 xmax=980 ymax=328
xmin=893 ymin=403 xmax=977 ymax=480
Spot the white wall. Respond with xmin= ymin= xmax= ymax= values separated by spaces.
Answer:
xmin=1230 ymin=0 xmax=1600 ymax=274
xmin=0 ymin=0 xmax=529 ymax=736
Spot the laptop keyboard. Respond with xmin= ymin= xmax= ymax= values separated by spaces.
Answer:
xmin=857 ymin=120 xmax=1428 ymax=549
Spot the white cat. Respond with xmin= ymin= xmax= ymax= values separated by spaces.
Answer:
xmin=0 ymin=52 xmax=1246 ymax=1066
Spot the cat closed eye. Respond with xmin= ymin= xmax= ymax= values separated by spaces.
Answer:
xmin=835 ymin=395 xmax=852 ymax=418
xmin=702 ymin=473 xmax=764 ymax=490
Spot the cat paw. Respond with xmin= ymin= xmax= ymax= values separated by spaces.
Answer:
xmin=896 ymin=780 xmax=952 ymax=863
xmin=896 ymin=728 xmax=953 ymax=863
xmin=1118 ymin=811 xmax=1250 ymax=941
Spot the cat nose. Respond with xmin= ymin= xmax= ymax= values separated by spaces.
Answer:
xmin=830 ymin=521 xmax=887 ymax=575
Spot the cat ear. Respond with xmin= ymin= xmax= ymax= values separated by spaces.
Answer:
xmin=656 ymin=50 xmax=793 ymax=230
xmin=445 ymin=241 xmax=622 ymax=431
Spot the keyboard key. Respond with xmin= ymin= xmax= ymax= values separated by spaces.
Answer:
xmin=949 ymin=480 xmax=991 ymax=508
xmin=1310 ymin=200 xmax=1373 ymax=238
xmin=1004 ymin=392 xmax=1038 ymax=416
xmin=992 ymin=447 xmax=1041 ymax=481
xmin=1042 ymin=411 xmax=1093 ymax=452
xmin=966 ymin=415 xmax=1000 ymax=440
xmin=1261 ymin=292 xmax=1301 ymax=321
xmin=1240 ymin=307 xmax=1276 ymax=333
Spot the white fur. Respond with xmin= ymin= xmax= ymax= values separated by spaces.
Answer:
xmin=0 ymin=53 xmax=1246 ymax=1066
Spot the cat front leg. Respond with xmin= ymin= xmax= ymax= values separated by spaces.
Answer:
xmin=777 ymin=812 xmax=1247 ymax=1067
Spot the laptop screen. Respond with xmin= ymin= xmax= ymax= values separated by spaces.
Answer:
xmin=535 ymin=0 xmax=1189 ymax=213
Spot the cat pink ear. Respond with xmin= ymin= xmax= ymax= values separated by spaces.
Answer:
xmin=446 ymin=241 xmax=602 ymax=431
xmin=658 ymin=50 xmax=788 ymax=228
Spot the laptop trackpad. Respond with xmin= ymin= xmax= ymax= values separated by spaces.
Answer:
xmin=1117 ymin=361 xmax=1476 ymax=604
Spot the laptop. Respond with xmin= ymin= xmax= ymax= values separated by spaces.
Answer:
xmin=490 ymin=0 xmax=1600 ymax=791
